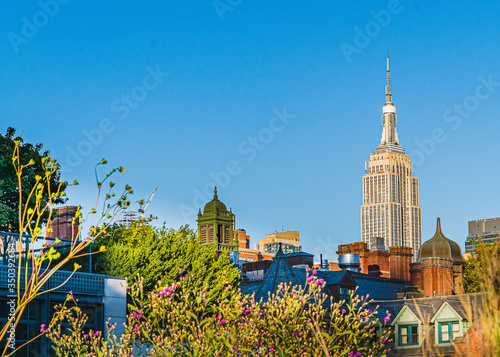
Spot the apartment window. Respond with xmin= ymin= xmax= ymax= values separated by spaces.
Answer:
xmin=438 ymin=321 xmax=460 ymax=343
xmin=399 ymin=325 xmax=418 ymax=346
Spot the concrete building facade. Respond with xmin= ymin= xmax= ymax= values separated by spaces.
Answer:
xmin=465 ymin=217 xmax=500 ymax=254
xmin=255 ymin=230 xmax=301 ymax=255
xmin=361 ymin=56 xmax=422 ymax=261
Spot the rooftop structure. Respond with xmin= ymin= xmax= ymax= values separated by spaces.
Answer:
xmin=197 ymin=187 xmax=237 ymax=253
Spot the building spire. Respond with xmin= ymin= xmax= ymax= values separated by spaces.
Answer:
xmin=386 ymin=51 xmax=392 ymax=104
xmin=376 ymin=52 xmax=404 ymax=154
xmin=213 ymin=186 xmax=218 ymax=200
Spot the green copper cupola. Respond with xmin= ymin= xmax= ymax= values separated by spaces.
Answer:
xmin=197 ymin=187 xmax=237 ymax=253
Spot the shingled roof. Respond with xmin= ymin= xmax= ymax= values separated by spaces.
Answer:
xmin=254 ymin=244 xmax=302 ymax=302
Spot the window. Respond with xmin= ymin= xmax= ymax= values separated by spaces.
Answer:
xmin=339 ymin=287 xmax=351 ymax=302
xmin=438 ymin=321 xmax=460 ymax=343
xmin=399 ymin=325 xmax=418 ymax=346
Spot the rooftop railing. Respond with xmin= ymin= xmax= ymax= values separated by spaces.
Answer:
xmin=0 ymin=265 xmax=105 ymax=295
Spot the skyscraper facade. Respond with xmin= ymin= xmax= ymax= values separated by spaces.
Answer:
xmin=360 ymin=56 xmax=422 ymax=261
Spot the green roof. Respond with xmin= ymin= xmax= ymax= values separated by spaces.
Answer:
xmin=418 ymin=218 xmax=464 ymax=264
xmin=202 ymin=187 xmax=228 ymax=213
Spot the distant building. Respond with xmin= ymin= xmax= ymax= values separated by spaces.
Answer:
xmin=46 ymin=206 xmax=79 ymax=240
xmin=465 ymin=217 xmax=500 ymax=254
xmin=256 ymin=230 xmax=301 ymax=255
xmin=197 ymin=187 xmax=237 ymax=253
xmin=235 ymin=229 xmax=274 ymax=264
xmin=360 ymin=55 xmax=422 ymax=261
xmin=117 ymin=210 xmax=138 ymax=228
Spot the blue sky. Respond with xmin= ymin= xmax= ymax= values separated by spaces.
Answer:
xmin=1 ymin=1 xmax=499 ymax=261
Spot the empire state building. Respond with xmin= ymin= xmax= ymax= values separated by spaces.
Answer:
xmin=360 ymin=56 xmax=422 ymax=261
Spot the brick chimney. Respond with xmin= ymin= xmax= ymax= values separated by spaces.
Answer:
xmin=389 ymin=246 xmax=412 ymax=281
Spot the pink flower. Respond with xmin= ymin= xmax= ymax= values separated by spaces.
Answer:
xmin=304 ymin=347 xmax=308 ymax=351
xmin=160 ymin=291 xmax=166 ymax=295
xmin=384 ymin=317 xmax=390 ymax=322
xmin=305 ymin=266 xmax=310 ymax=270
xmin=356 ymin=353 xmax=361 ymax=356
xmin=349 ymin=352 xmax=354 ymax=357
xmin=312 ymin=269 xmax=317 ymax=275
xmin=40 ymin=324 xmax=46 ymax=333
xmin=126 ymin=286 xmax=131 ymax=290
xmin=341 ymin=309 xmax=346 ymax=314
xmin=270 ymin=349 xmax=275 ymax=353
xmin=178 ymin=268 xmax=182 ymax=272
xmin=382 ymin=339 xmax=387 ymax=343
xmin=307 ymin=276 xmax=314 ymax=283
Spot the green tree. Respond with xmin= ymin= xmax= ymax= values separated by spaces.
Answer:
xmin=0 ymin=127 xmax=67 ymax=232
xmin=462 ymin=238 xmax=499 ymax=293
xmin=92 ymin=221 xmax=240 ymax=301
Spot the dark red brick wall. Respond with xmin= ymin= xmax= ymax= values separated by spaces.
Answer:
xmin=389 ymin=246 xmax=412 ymax=281
xmin=410 ymin=262 xmax=423 ymax=290
xmin=46 ymin=206 xmax=79 ymax=240
xmin=367 ymin=250 xmax=390 ymax=278
xmin=422 ymin=258 xmax=453 ymax=297
xmin=453 ymin=263 xmax=464 ymax=294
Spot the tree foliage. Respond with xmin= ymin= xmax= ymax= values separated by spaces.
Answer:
xmin=92 ymin=221 xmax=240 ymax=301
xmin=0 ymin=127 xmax=67 ymax=232
xmin=462 ymin=238 xmax=499 ymax=293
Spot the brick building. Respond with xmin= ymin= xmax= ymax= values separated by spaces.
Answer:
xmin=46 ymin=206 xmax=79 ymax=240
xmin=335 ymin=237 xmax=412 ymax=281
xmin=410 ymin=218 xmax=464 ymax=297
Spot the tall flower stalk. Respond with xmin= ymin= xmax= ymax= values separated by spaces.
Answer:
xmin=0 ymin=142 xmax=131 ymax=356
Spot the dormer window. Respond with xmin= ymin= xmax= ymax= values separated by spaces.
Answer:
xmin=438 ymin=321 xmax=460 ymax=343
xmin=399 ymin=325 xmax=418 ymax=346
